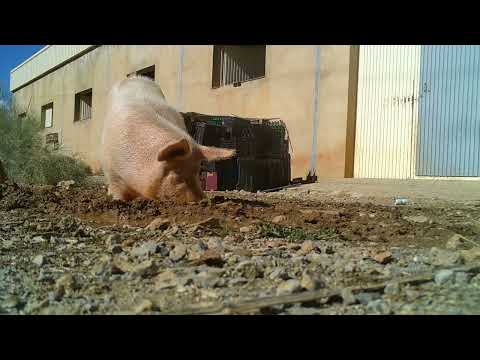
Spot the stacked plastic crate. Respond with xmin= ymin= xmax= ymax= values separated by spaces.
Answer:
xmin=181 ymin=112 xmax=290 ymax=192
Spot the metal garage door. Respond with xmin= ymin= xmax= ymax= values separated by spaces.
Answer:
xmin=416 ymin=45 xmax=480 ymax=176
xmin=354 ymin=45 xmax=421 ymax=179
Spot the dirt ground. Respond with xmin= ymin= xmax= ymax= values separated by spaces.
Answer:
xmin=1 ymin=177 xmax=480 ymax=315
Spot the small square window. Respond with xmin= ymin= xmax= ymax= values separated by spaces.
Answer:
xmin=41 ymin=103 xmax=53 ymax=128
xmin=74 ymin=89 xmax=92 ymax=122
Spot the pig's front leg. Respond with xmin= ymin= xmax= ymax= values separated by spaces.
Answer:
xmin=108 ymin=181 xmax=140 ymax=201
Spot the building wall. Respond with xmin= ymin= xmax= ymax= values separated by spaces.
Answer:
xmin=12 ymin=45 xmax=354 ymax=179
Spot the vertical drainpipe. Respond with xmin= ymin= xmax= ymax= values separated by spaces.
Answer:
xmin=309 ymin=45 xmax=321 ymax=178
xmin=177 ymin=45 xmax=185 ymax=111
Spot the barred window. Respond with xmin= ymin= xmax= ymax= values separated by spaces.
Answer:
xmin=74 ymin=89 xmax=92 ymax=122
xmin=212 ymin=46 xmax=266 ymax=88
xmin=41 ymin=103 xmax=53 ymax=128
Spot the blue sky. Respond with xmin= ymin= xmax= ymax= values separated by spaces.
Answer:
xmin=0 ymin=45 xmax=44 ymax=102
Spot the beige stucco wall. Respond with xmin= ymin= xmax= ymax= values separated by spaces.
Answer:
xmin=12 ymin=45 xmax=354 ymax=179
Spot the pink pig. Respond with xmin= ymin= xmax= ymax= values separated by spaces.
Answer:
xmin=101 ymin=76 xmax=235 ymax=203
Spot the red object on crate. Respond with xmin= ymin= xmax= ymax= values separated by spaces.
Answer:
xmin=206 ymin=172 xmax=218 ymax=191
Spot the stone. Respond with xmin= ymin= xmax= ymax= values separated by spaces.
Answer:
xmin=195 ymin=217 xmax=221 ymax=229
xmin=194 ymin=271 xmax=221 ymax=288
xmin=287 ymin=306 xmax=323 ymax=315
xmin=2 ymin=295 xmax=21 ymax=309
xmin=367 ymin=299 xmax=391 ymax=314
xmin=132 ymin=259 xmax=158 ymax=278
xmin=32 ymin=236 xmax=46 ymax=244
xmin=384 ymin=282 xmax=401 ymax=296
xmin=131 ymin=241 xmax=158 ymax=257
xmin=105 ymin=233 xmax=122 ymax=247
xmin=372 ymin=251 xmax=394 ymax=265
xmin=276 ymin=279 xmax=302 ymax=296
xmin=445 ymin=234 xmax=470 ymax=250
xmin=190 ymin=249 xmax=225 ymax=267
xmin=229 ymin=278 xmax=248 ymax=286
xmin=355 ymin=292 xmax=381 ymax=305
xmin=269 ymin=267 xmax=289 ymax=281
xmin=404 ymin=215 xmax=428 ymax=224
xmin=110 ymin=245 xmax=123 ymax=254
xmin=300 ymin=270 xmax=324 ymax=291
xmin=454 ymin=272 xmax=471 ymax=285
xmin=32 ymin=255 xmax=45 ymax=267
xmin=55 ymin=273 xmax=78 ymax=296
xmin=206 ymin=237 xmax=224 ymax=250
xmin=2 ymin=239 xmax=14 ymax=249
xmin=434 ymin=269 xmax=455 ymax=285
xmin=234 ymin=261 xmax=258 ymax=279
xmin=169 ymin=243 xmax=187 ymax=262
xmin=272 ymin=215 xmax=287 ymax=224
xmin=429 ymin=247 xmax=463 ymax=267
xmin=145 ymin=218 xmax=170 ymax=231
xmin=57 ymin=180 xmax=75 ymax=189
xmin=340 ymin=289 xmax=357 ymax=306
xmin=133 ymin=299 xmax=153 ymax=314
xmin=239 ymin=225 xmax=255 ymax=233
xmin=299 ymin=240 xmax=316 ymax=255
xmin=155 ymin=270 xmax=178 ymax=290
xmin=459 ymin=247 xmax=480 ymax=263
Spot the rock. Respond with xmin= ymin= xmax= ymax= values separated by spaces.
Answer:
xmin=340 ymin=289 xmax=357 ymax=306
xmin=445 ymin=234 xmax=470 ymax=250
xmin=299 ymin=240 xmax=317 ymax=255
xmin=131 ymin=241 xmax=158 ymax=257
xmin=194 ymin=270 xmax=222 ymax=288
xmin=32 ymin=255 xmax=45 ymax=267
xmin=32 ymin=236 xmax=46 ymax=244
xmin=169 ymin=243 xmax=187 ymax=262
xmin=196 ymin=217 xmax=222 ymax=229
xmin=2 ymin=295 xmax=22 ymax=309
xmin=57 ymin=180 xmax=75 ymax=189
xmin=300 ymin=270 xmax=324 ymax=291
xmin=429 ymin=247 xmax=463 ymax=266
xmin=155 ymin=270 xmax=178 ymax=290
xmin=272 ymin=215 xmax=287 ymax=224
xmin=367 ymin=299 xmax=391 ymax=314
xmin=133 ymin=299 xmax=153 ymax=314
xmin=206 ymin=237 xmax=224 ymax=251
xmin=459 ymin=247 xmax=480 ymax=263
xmin=190 ymin=249 xmax=225 ymax=267
xmin=105 ymin=233 xmax=122 ymax=247
xmin=276 ymin=279 xmax=302 ymax=296
xmin=110 ymin=245 xmax=123 ymax=254
xmin=384 ymin=282 xmax=400 ymax=296
xmin=269 ymin=267 xmax=289 ymax=281
xmin=455 ymin=272 xmax=471 ymax=285
xmin=287 ymin=306 xmax=323 ymax=315
xmin=229 ymin=278 xmax=248 ymax=286
xmin=55 ymin=273 xmax=78 ymax=296
xmin=239 ymin=225 xmax=255 ymax=233
xmin=355 ymin=292 xmax=381 ymax=305
xmin=234 ymin=261 xmax=258 ymax=279
xmin=306 ymin=253 xmax=332 ymax=268
xmin=2 ymin=239 xmax=14 ymax=249
xmin=404 ymin=215 xmax=428 ymax=224
xmin=471 ymin=274 xmax=480 ymax=286
xmin=145 ymin=218 xmax=170 ymax=231
xmin=132 ymin=259 xmax=158 ymax=278
xmin=372 ymin=251 xmax=394 ymax=265
xmin=434 ymin=269 xmax=455 ymax=285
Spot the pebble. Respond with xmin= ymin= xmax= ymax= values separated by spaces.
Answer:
xmin=229 ymin=277 xmax=248 ymax=286
xmin=169 ymin=243 xmax=187 ymax=262
xmin=300 ymin=270 xmax=324 ymax=291
xmin=445 ymin=234 xmax=470 ymax=250
xmin=272 ymin=215 xmax=287 ymax=224
xmin=105 ymin=233 xmax=121 ymax=247
xmin=367 ymin=299 xmax=391 ymax=314
xmin=110 ymin=245 xmax=123 ymax=254
xmin=269 ymin=267 xmax=289 ymax=281
xmin=404 ymin=215 xmax=428 ymax=224
xmin=32 ymin=255 xmax=45 ymax=267
xmin=2 ymin=239 xmax=14 ymax=249
xmin=145 ymin=218 xmax=170 ymax=231
xmin=434 ymin=269 xmax=455 ymax=285
xmin=276 ymin=279 xmax=302 ymax=296
xmin=454 ymin=272 xmax=471 ymax=285
xmin=299 ymin=240 xmax=316 ymax=255
xmin=155 ymin=270 xmax=178 ymax=290
xmin=459 ymin=247 xmax=480 ymax=263
xmin=340 ymin=289 xmax=357 ymax=306
xmin=372 ymin=251 xmax=394 ymax=265
xmin=384 ymin=282 xmax=400 ymax=296
xmin=131 ymin=241 xmax=158 ymax=257
xmin=239 ymin=225 xmax=255 ymax=233
xmin=133 ymin=299 xmax=153 ymax=314
xmin=355 ymin=292 xmax=381 ymax=305
xmin=429 ymin=247 xmax=463 ymax=267
xmin=234 ymin=261 xmax=258 ymax=280
xmin=206 ymin=237 xmax=224 ymax=251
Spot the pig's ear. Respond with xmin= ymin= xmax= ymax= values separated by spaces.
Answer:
xmin=157 ymin=138 xmax=192 ymax=162
xmin=198 ymin=145 xmax=236 ymax=161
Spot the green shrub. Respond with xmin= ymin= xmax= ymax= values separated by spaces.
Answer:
xmin=0 ymin=98 xmax=89 ymax=185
